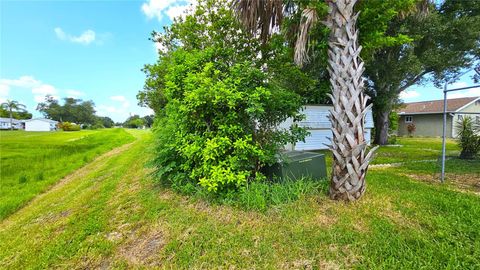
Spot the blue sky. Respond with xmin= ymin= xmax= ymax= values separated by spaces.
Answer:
xmin=0 ymin=0 xmax=195 ymax=122
xmin=0 ymin=0 xmax=478 ymax=122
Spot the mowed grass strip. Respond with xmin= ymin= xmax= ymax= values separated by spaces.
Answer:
xmin=0 ymin=128 xmax=134 ymax=219
xmin=1 ymin=133 xmax=479 ymax=269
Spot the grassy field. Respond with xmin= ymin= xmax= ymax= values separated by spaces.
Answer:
xmin=0 ymin=129 xmax=134 ymax=219
xmin=0 ymin=133 xmax=479 ymax=269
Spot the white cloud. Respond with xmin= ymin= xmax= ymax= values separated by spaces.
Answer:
xmin=445 ymin=81 xmax=480 ymax=99
xmin=400 ymin=90 xmax=420 ymax=100
xmin=166 ymin=5 xmax=189 ymax=20
xmin=0 ymin=76 xmax=59 ymax=103
xmin=448 ymin=87 xmax=480 ymax=99
xmin=110 ymin=95 xmax=127 ymax=102
xmin=139 ymin=106 xmax=154 ymax=116
xmin=450 ymin=81 xmax=469 ymax=89
xmin=32 ymin=84 xmax=58 ymax=103
xmin=54 ymin=27 xmax=96 ymax=45
xmin=66 ymin=90 xmax=84 ymax=98
xmin=32 ymin=84 xmax=57 ymax=95
xmin=54 ymin=27 xmax=67 ymax=40
xmin=0 ymin=76 xmax=41 ymax=89
xmin=154 ymin=41 xmax=167 ymax=54
xmin=141 ymin=0 xmax=195 ymax=21
xmin=96 ymin=104 xmax=129 ymax=120
xmin=97 ymin=105 xmax=122 ymax=114
xmin=0 ymin=84 xmax=9 ymax=103
xmin=0 ymin=75 xmax=87 ymax=104
xmin=110 ymin=95 xmax=130 ymax=108
xmin=0 ymin=84 xmax=10 ymax=97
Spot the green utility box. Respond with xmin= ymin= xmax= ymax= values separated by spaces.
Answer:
xmin=265 ymin=151 xmax=327 ymax=181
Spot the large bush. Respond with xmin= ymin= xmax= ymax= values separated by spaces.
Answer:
xmin=60 ymin=122 xmax=80 ymax=131
xmin=141 ymin=0 xmax=310 ymax=194
xmin=153 ymin=48 xmax=306 ymax=192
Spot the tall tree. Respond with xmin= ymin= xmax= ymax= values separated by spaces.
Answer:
xmin=0 ymin=106 xmax=32 ymax=120
xmin=363 ymin=0 xmax=480 ymax=145
xmin=37 ymin=95 xmax=97 ymax=125
xmin=1 ymin=100 xmax=26 ymax=130
xmin=234 ymin=0 xmax=377 ymax=201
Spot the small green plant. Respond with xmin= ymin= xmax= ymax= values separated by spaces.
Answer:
xmin=387 ymin=134 xmax=397 ymax=145
xmin=18 ymin=175 xmax=28 ymax=184
xmin=36 ymin=172 xmax=44 ymax=181
xmin=455 ymin=116 xmax=480 ymax=159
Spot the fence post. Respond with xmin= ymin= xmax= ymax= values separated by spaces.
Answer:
xmin=441 ymin=87 xmax=447 ymax=183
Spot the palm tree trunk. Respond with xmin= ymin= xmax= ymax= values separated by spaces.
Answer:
xmin=326 ymin=0 xmax=377 ymax=201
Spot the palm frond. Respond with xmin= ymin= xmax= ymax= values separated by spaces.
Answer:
xmin=233 ymin=0 xmax=284 ymax=43
xmin=294 ymin=8 xmax=318 ymax=67
xmin=398 ymin=0 xmax=433 ymax=19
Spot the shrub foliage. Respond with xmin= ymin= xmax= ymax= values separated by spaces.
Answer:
xmin=59 ymin=122 xmax=81 ymax=131
xmin=141 ymin=0 xmax=308 ymax=193
xmin=456 ymin=116 xmax=480 ymax=159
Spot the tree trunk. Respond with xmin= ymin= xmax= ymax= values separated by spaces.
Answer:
xmin=326 ymin=0 xmax=378 ymax=201
xmin=374 ymin=110 xmax=389 ymax=145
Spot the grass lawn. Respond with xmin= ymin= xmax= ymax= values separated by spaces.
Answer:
xmin=0 ymin=128 xmax=134 ymax=220
xmin=0 ymin=132 xmax=479 ymax=269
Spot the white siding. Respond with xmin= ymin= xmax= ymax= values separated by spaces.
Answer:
xmin=283 ymin=105 xmax=373 ymax=151
xmin=25 ymin=120 xmax=52 ymax=131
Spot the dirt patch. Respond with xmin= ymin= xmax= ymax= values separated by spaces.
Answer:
xmin=32 ymin=209 xmax=72 ymax=224
xmin=118 ymin=229 xmax=166 ymax=267
xmin=280 ymin=244 xmax=359 ymax=270
xmin=404 ymin=173 xmax=480 ymax=195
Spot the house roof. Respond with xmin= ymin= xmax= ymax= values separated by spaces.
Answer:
xmin=398 ymin=97 xmax=480 ymax=115
xmin=0 ymin=117 xmax=23 ymax=123
xmin=25 ymin=118 xmax=58 ymax=123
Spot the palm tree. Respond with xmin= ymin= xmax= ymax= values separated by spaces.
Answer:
xmin=234 ymin=0 xmax=377 ymax=201
xmin=1 ymin=100 xmax=26 ymax=130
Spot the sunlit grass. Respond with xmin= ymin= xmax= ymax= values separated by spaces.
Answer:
xmin=0 ymin=129 xmax=134 ymax=219
xmin=0 ymin=134 xmax=478 ymax=269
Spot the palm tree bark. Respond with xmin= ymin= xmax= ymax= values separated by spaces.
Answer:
xmin=326 ymin=0 xmax=377 ymax=201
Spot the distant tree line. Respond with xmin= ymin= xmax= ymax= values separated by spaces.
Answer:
xmin=37 ymin=95 xmax=114 ymax=128
xmin=122 ymin=114 xmax=154 ymax=129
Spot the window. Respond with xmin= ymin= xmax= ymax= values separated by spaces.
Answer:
xmin=405 ymin=116 xmax=413 ymax=123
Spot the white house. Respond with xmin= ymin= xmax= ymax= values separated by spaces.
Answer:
xmin=281 ymin=105 xmax=374 ymax=151
xmin=0 ymin=118 xmax=25 ymax=130
xmin=25 ymin=118 xmax=58 ymax=131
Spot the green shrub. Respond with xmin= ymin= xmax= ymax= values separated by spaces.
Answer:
xmin=142 ymin=0 xmax=312 ymax=195
xmin=387 ymin=134 xmax=397 ymax=145
xmin=152 ymin=51 xmax=306 ymax=193
xmin=35 ymin=172 xmax=44 ymax=181
xmin=455 ymin=116 xmax=480 ymax=159
xmin=18 ymin=175 xmax=28 ymax=184
xmin=91 ymin=123 xmax=104 ymax=130
xmin=60 ymin=122 xmax=81 ymax=131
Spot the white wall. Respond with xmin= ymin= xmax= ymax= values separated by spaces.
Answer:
xmin=25 ymin=120 xmax=52 ymax=131
xmin=282 ymin=105 xmax=373 ymax=151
